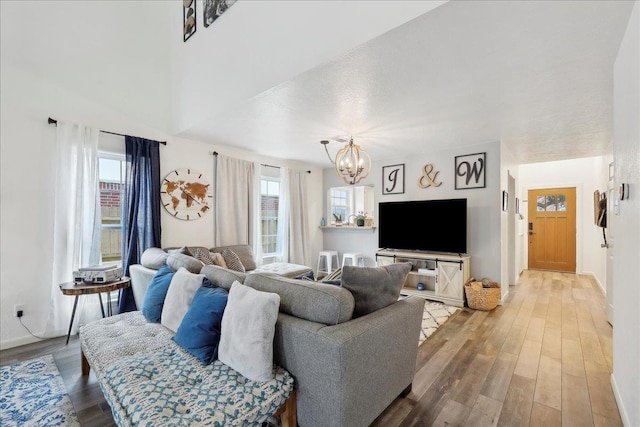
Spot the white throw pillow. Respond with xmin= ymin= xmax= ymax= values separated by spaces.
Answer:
xmin=218 ymin=281 xmax=280 ymax=382
xmin=161 ymin=267 xmax=204 ymax=332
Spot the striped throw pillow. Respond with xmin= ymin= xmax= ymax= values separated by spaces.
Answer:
xmin=192 ymin=247 xmax=215 ymax=265
xmin=221 ymin=248 xmax=245 ymax=273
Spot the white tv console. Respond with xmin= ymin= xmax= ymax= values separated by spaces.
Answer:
xmin=376 ymin=250 xmax=470 ymax=308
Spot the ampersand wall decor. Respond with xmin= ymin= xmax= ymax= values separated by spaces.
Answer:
xmin=418 ymin=163 xmax=442 ymax=188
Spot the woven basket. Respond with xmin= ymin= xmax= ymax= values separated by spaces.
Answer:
xmin=464 ymin=277 xmax=501 ymax=311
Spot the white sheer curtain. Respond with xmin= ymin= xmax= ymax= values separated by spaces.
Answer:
xmin=276 ymin=167 xmax=310 ymax=266
xmin=214 ymin=155 xmax=261 ymax=263
xmin=44 ymin=122 xmax=101 ymax=337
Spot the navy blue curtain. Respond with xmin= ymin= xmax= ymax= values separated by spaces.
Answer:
xmin=118 ymin=136 xmax=161 ymax=313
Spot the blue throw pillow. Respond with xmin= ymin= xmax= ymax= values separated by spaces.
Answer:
xmin=173 ymin=286 xmax=228 ymax=365
xmin=141 ymin=265 xmax=174 ymax=322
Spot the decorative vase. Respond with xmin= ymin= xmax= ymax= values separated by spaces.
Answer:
xmin=356 ymin=218 xmax=365 ymax=227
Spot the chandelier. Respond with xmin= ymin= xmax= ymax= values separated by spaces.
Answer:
xmin=321 ymin=137 xmax=372 ymax=185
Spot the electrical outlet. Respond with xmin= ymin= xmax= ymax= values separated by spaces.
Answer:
xmin=14 ymin=304 xmax=24 ymax=317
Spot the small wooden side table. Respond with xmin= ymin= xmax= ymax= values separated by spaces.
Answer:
xmin=59 ymin=277 xmax=131 ymax=345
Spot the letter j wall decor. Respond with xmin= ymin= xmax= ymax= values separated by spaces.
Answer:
xmin=455 ymin=152 xmax=486 ymax=189
xmin=382 ymin=164 xmax=405 ymax=195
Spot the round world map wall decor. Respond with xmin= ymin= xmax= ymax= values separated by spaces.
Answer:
xmin=160 ymin=168 xmax=212 ymax=220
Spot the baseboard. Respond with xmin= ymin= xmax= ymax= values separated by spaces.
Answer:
xmin=0 ymin=334 xmax=44 ymax=351
xmin=584 ymin=271 xmax=606 ymax=295
xmin=610 ymin=373 xmax=631 ymax=427
xmin=499 ymin=288 xmax=509 ymax=305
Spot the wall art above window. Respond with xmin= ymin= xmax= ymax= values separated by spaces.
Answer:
xmin=183 ymin=0 xmax=197 ymax=42
xmin=455 ymin=152 xmax=486 ymax=190
xmin=382 ymin=164 xmax=405 ymax=195
xmin=204 ymin=0 xmax=237 ymax=28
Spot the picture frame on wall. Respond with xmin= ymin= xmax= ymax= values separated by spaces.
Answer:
xmin=455 ymin=152 xmax=486 ymax=189
xmin=502 ymin=191 xmax=509 ymax=212
xmin=382 ymin=164 xmax=405 ymax=195
xmin=204 ymin=0 xmax=237 ymax=28
xmin=183 ymin=0 xmax=196 ymax=42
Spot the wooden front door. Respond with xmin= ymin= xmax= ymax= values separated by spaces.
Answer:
xmin=528 ymin=187 xmax=576 ymax=272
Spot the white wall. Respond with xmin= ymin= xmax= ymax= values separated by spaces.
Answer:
xmin=0 ymin=51 xmax=322 ymax=350
xmin=169 ymin=0 xmax=445 ymax=134
xmin=500 ymin=142 xmax=519 ymax=300
xmin=611 ymin=2 xmax=640 ymax=425
xmin=322 ymin=141 xmax=502 ymax=285
xmin=518 ymin=156 xmax=610 ymax=290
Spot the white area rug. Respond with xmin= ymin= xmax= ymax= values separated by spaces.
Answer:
xmin=0 ymin=354 xmax=79 ymax=426
xmin=419 ymin=301 xmax=460 ymax=346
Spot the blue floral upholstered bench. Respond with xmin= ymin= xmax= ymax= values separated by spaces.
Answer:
xmin=79 ymin=311 xmax=296 ymax=427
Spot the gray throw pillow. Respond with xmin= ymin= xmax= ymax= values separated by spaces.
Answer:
xmin=140 ymin=247 xmax=168 ymax=270
xmin=218 ymin=281 xmax=280 ymax=382
xmin=161 ymin=267 xmax=205 ymax=332
xmin=201 ymin=265 xmax=246 ymax=291
xmin=167 ymin=253 xmax=204 ymax=274
xmin=341 ymin=263 xmax=411 ymax=317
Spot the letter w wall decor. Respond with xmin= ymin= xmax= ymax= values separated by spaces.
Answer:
xmin=455 ymin=152 xmax=486 ymax=190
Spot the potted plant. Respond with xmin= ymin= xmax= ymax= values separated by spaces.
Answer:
xmin=355 ymin=211 xmax=367 ymax=227
xmin=333 ymin=213 xmax=344 ymax=226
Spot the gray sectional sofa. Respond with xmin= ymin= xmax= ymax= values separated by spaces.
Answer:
xmin=129 ymin=244 xmax=312 ymax=309
xmin=121 ymin=259 xmax=425 ymax=427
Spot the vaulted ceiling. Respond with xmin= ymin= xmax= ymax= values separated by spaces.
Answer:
xmin=176 ymin=0 xmax=634 ymax=166
xmin=3 ymin=1 xmax=634 ymax=167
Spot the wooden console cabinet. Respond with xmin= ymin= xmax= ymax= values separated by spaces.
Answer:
xmin=376 ymin=250 xmax=470 ymax=307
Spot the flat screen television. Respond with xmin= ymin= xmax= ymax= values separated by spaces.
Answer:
xmin=378 ymin=198 xmax=467 ymax=254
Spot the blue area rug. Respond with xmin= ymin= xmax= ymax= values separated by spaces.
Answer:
xmin=0 ymin=354 xmax=79 ymax=426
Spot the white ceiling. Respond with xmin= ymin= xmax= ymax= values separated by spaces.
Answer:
xmin=1 ymin=1 xmax=634 ymax=168
xmin=179 ymin=0 xmax=635 ymax=166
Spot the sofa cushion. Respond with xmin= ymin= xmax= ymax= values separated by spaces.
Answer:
xmin=167 ymin=252 xmax=204 ymax=274
xmin=244 ymin=272 xmax=354 ymax=325
xmin=220 ymin=248 xmax=246 ymax=273
xmin=201 ymin=265 xmax=246 ymax=291
xmin=173 ymin=286 xmax=228 ymax=365
xmin=341 ymin=263 xmax=411 ymax=317
xmin=161 ymin=267 xmax=205 ymax=332
xmin=140 ymin=247 xmax=168 ymax=270
xmin=210 ymin=244 xmax=256 ymax=271
xmin=141 ymin=265 xmax=175 ymax=322
xmin=219 ymin=281 xmax=280 ymax=382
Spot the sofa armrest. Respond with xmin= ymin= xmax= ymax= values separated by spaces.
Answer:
xmin=274 ymin=296 xmax=425 ymax=427
xmin=129 ymin=264 xmax=158 ymax=309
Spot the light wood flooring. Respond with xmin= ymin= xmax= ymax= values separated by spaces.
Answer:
xmin=372 ymin=270 xmax=621 ymax=427
xmin=0 ymin=270 xmax=621 ymax=426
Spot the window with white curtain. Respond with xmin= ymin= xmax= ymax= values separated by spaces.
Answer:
xmin=98 ymin=153 xmax=125 ymax=267
xmin=261 ymin=176 xmax=280 ymax=259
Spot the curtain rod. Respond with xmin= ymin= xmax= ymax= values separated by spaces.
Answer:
xmin=47 ymin=117 xmax=167 ymax=145
xmin=210 ymin=151 xmax=311 ymax=174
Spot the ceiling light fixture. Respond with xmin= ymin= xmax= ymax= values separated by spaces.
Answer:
xmin=321 ymin=137 xmax=372 ymax=185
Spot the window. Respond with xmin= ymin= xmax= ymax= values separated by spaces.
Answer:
xmin=99 ymin=153 xmax=125 ymax=266
xmin=261 ymin=177 xmax=280 ymax=256
xmin=329 ymin=187 xmax=351 ymax=224
xmin=536 ymin=193 xmax=566 ymax=212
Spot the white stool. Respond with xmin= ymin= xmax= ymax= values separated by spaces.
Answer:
xmin=317 ymin=250 xmax=340 ymax=276
xmin=342 ymin=252 xmax=365 ymax=267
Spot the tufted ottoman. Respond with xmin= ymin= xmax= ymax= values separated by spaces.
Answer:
xmin=80 ymin=312 xmax=296 ymax=427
